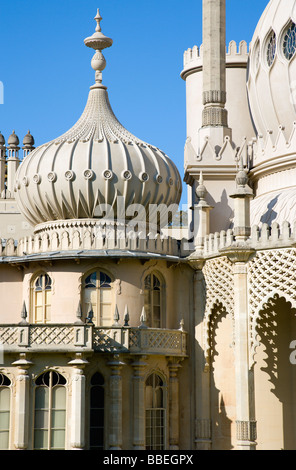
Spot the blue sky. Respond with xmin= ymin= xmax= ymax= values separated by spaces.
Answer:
xmin=0 ymin=0 xmax=267 ymax=206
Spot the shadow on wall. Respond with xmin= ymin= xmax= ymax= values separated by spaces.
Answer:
xmin=256 ymin=294 xmax=296 ymax=450
xmin=259 ymin=196 xmax=279 ymax=226
xmin=206 ymin=189 xmax=234 ymax=232
xmin=209 ymin=302 xmax=234 ymax=450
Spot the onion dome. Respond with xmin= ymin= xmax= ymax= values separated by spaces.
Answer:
xmin=14 ymin=10 xmax=182 ymax=228
xmin=22 ymin=130 xmax=35 ymax=149
xmin=247 ymin=0 xmax=296 ymax=139
xmin=8 ymin=130 xmax=19 ymax=148
xmin=0 ymin=132 xmax=5 ymax=146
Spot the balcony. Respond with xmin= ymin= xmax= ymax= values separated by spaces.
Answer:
xmin=0 ymin=323 xmax=187 ymax=358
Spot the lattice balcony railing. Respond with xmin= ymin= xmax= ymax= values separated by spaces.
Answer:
xmin=0 ymin=323 xmax=187 ymax=357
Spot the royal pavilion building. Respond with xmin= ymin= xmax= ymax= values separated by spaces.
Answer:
xmin=0 ymin=0 xmax=296 ymax=451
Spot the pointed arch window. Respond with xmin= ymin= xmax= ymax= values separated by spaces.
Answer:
xmin=0 ymin=374 xmax=11 ymax=450
xmin=145 ymin=373 xmax=166 ymax=450
xmin=83 ymin=271 xmax=112 ymax=326
xmin=33 ymin=371 xmax=67 ymax=450
xmin=89 ymin=372 xmax=105 ymax=450
xmin=32 ymin=274 xmax=52 ymax=323
xmin=144 ymin=274 xmax=163 ymax=328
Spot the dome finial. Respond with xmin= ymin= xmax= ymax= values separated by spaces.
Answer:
xmin=84 ymin=8 xmax=113 ymax=88
xmin=94 ymin=9 xmax=102 ymax=32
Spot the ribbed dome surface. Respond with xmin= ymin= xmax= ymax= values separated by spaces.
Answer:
xmin=247 ymin=0 xmax=296 ymax=139
xmin=14 ymin=12 xmax=182 ymax=227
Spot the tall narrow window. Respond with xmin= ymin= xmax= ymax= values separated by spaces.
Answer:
xmin=83 ymin=271 xmax=112 ymax=326
xmin=145 ymin=373 xmax=166 ymax=450
xmin=32 ymin=274 xmax=52 ymax=323
xmin=34 ymin=371 xmax=67 ymax=450
xmin=266 ymin=31 xmax=276 ymax=67
xmin=89 ymin=372 xmax=105 ymax=450
xmin=144 ymin=274 xmax=163 ymax=328
xmin=0 ymin=374 xmax=11 ymax=450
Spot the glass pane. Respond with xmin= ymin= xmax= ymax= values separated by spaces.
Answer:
xmin=0 ymin=431 xmax=9 ymax=450
xmin=35 ymin=276 xmax=42 ymax=291
xmin=90 ymin=408 xmax=104 ymax=427
xmin=91 ymin=373 xmax=104 ymax=386
xmin=153 ymin=291 xmax=160 ymax=306
xmin=35 ymin=387 xmax=49 ymax=409
xmin=0 ymin=411 xmax=9 ymax=430
xmin=45 ymin=290 xmax=51 ymax=304
xmin=91 ymin=386 xmax=104 ymax=408
xmin=85 ymin=272 xmax=97 ymax=288
xmin=100 ymin=288 xmax=111 ymax=303
xmin=100 ymin=304 xmax=111 ymax=323
xmin=100 ymin=272 xmax=111 ymax=288
xmin=0 ymin=388 xmax=10 ymax=410
xmin=145 ymin=385 xmax=153 ymax=409
xmin=34 ymin=429 xmax=48 ymax=449
xmin=153 ymin=275 xmax=160 ymax=290
xmin=34 ymin=409 xmax=49 ymax=429
xmin=44 ymin=275 xmax=52 ymax=289
xmin=51 ymin=410 xmax=66 ymax=428
xmin=51 ymin=429 xmax=65 ymax=449
xmin=52 ymin=386 xmax=66 ymax=410
xmin=35 ymin=291 xmax=43 ymax=307
xmin=144 ymin=275 xmax=151 ymax=290
xmin=45 ymin=306 xmax=51 ymax=322
xmin=153 ymin=307 xmax=161 ymax=328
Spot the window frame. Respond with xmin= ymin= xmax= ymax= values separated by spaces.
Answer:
xmin=31 ymin=273 xmax=52 ymax=324
xmin=143 ymin=273 xmax=165 ymax=329
xmin=145 ymin=372 xmax=167 ymax=451
xmin=33 ymin=370 xmax=67 ymax=451
xmin=82 ymin=270 xmax=114 ymax=327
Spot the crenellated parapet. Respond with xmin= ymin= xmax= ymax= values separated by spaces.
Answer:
xmin=0 ymin=220 xmax=191 ymax=260
xmin=181 ymin=40 xmax=249 ymax=80
xmin=196 ymin=220 xmax=296 ymax=259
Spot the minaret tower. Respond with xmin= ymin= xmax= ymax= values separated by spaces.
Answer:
xmin=201 ymin=0 xmax=229 ymax=132
xmin=183 ymin=0 xmax=249 ymax=234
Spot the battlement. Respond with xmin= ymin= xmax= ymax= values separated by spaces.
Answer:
xmin=181 ymin=40 xmax=249 ymax=79
xmin=0 ymin=220 xmax=192 ymax=261
xmin=201 ymin=220 xmax=296 ymax=259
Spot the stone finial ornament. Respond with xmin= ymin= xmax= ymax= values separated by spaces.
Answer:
xmin=84 ymin=8 xmax=113 ymax=86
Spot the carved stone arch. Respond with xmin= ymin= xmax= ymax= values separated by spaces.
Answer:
xmin=30 ymin=269 xmax=55 ymax=295
xmin=33 ymin=368 xmax=68 ymax=387
xmin=78 ymin=263 xmax=117 ymax=297
xmin=0 ymin=369 xmax=13 ymax=388
xmin=248 ymin=248 xmax=296 ymax=366
xmin=204 ymin=301 xmax=233 ymax=368
xmin=139 ymin=261 xmax=160 ymax=294
xmin=144 ymin=367 xmax=168 ymax=387
xmin=250 ymin=291 xmax=296 ymax=368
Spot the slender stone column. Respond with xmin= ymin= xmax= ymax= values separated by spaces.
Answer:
xmin=191 ymin=268 xmax=212 ymax=450
xmin=68 ymin=355 xmax=89 ymax=450
xmin=108 ymin=354 xmax=125 ymax=450
xmin=202 ymin=0 xmax=228 ymax=128
xmin=12 ymin=355 xmax=33 ymax=450
xmin=132 ymin=356 xmax=147 ymax=450
xmin=232 ymin=261 xmax=257 ymax=450
xmin=168 ymin=359 xmax=182 ymax=450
